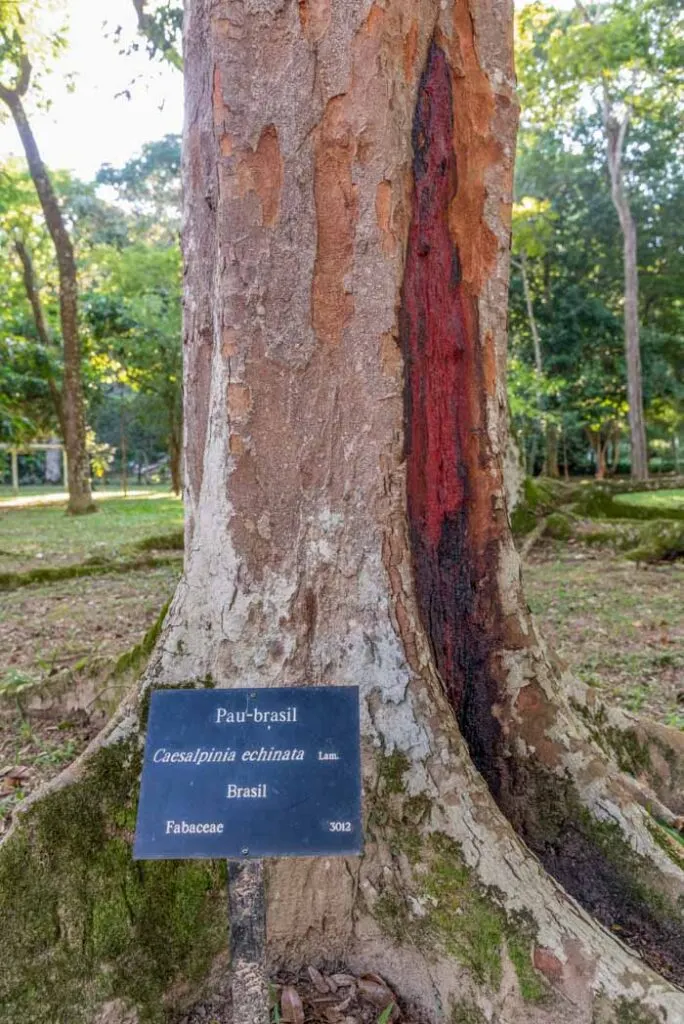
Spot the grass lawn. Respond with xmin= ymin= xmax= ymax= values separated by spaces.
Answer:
xmin=613 ymin=489 xmax=684 ymax=512
xmin=524 ymin=543 xmax=684 ymax=729
xmin=0 ymin=493 xmax=183 ymax=574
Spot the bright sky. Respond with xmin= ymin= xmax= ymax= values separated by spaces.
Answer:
xmin=0 ymin=0 xmax=573 ymax=183
xmin=0 ymin=0 xmax=183 ymax=181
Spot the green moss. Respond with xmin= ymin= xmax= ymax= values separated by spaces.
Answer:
xmin=0 ymin=554 xmax=182 ymax=592
xmin=373 ymin=828 xmax=547 ymax=1001
xmin=511 ymin=477 xmax=575 ymax=536
xmin=423 ymin=834 xmax=505 ymax=988
xmin=377 ymin=749 xmax=411 ymax=794
xmin=545 ymin=512 xmax=573 ymax=541
xmin=613 ymin=998 xmax=662 ymax=1024
xmin=570 ymin=699 xmax=652 ymax=777
xmin=572 ymin=485 xmax=684 ymax=524
xmin=511 ymin=505 xmax=537 ymax=536
xmin=623 ymin=520 xmax=684 ymax=564
xmin=506 ymin=922 xmax=547 ymax=1003
xmin=133 ymin=530 xmax=185 ymax=552
xmin=0 ymin=737 xmax=227 ymax=1024
xmin=113 ymin=600 xmax=172 ymax=678
xmin=374 ymin=890 xmax=410 ymax=943
xmin=451 ymin=1001 xmax=486 ymax=1024
xmin=646 ymin=819 xmax=684 ymax=872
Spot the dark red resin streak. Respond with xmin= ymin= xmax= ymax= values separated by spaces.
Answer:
xmin=401 ymin=42 xmax=504 ymax=795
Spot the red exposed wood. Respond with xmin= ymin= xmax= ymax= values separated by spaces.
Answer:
xmin=401 ymin=41 xmax=505 ymax=793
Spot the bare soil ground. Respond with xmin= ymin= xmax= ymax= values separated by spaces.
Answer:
xmin=524 ymin=541 xmax=684 ymax=729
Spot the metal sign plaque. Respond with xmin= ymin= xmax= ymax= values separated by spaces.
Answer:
xmin=133 ymin=686 xmax=362 ymax=860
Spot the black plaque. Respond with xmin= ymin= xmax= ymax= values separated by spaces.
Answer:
xmin=133 ymin=686 xmax=362 ymax=859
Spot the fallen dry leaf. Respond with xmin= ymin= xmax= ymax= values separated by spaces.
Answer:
xmin=307 ymin=965 xmax=329 ymax=993
xmin=358 ymin=973 xmax=395 ymax=1009
xmin=329 ymin=973 xmax=356 ymax=988
xmin=280 ymin=985 xmax=304 ymax=1024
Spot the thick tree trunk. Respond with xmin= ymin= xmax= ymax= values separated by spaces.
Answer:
xmin=0 ymin=70 xmax=93 ymax=514
xmin=162 ymin=0 xmax=684 ymax=1017
xmin=604 ymin=110 xmax=648 ymax=482
xmin=1 ymin=4 xmax=683 ymax=1023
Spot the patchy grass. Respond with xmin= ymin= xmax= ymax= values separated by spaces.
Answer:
xmin=524 ymin=544 xmax=684 ymax=728
xmin=0 ymin=494 xmax=183 ymax=574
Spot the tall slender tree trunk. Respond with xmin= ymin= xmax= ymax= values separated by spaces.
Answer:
xmin=1 ymin=4 xmax=683 ymax=1022
xmin=13 ymin=238 xmax=66 ymax=438
xmin=168 ymin=409 xmax=182 ymax=496
xmin=0 ymin=62 xmax=93 ymax=514
xmin=604 ymin=106 xmax=648 ymax=482
xmin=545 ymin=421 xmax=559 ymax=478
xmin=518 ymin=252 xmax=546 ymax=476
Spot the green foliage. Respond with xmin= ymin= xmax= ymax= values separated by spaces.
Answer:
xmin=513 ymin=1 xmax=684 ymax=476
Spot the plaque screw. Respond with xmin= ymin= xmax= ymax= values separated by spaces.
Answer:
xmin=250 ymin=692 xmax=256 ymax=699
xmin=241 ymin=847 xmax=249 ymax=856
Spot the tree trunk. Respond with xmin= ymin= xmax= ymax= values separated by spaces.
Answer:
xmin=604 ymin=107 xmax=648 ymax=482
xmin=13 ymin=238 xmax=66 ymax=438
xmin=168 ymin=413 xmax=182 ymax=496
xmin=544 ymin=421 xmax=559 ymax=478
xmin=0 ymin=69 xmax=93 ymax=514
xmin=165 ymin=0 xmax=684 ymax=1014
xmin=518 ymin=253 xmax=545 ymax=478
xmin=1 ymin=4 xmax=683 ymax=1023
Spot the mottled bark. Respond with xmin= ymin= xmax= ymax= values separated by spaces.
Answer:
xmin=0 ymin=60 xmax=93 ymax=514
xmin=158 ymin=0 xmax=684 ymax=1018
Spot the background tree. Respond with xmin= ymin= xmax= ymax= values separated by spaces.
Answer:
xmin=509 ymin=102 xmax=683 ymax=476
xmin=516 ymin=0 xmax=683 ymax=480
xmin=128 ymin=0 xmax=182 ymax=71
xmin=91 ymin=136 xmax=182 ymax=490
xmin=0 ymin=5 xmax=93 ymax=511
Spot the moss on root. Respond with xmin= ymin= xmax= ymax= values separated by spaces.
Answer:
xmin=0 ymin=737 xmax=227 ymax=1024
xmin=451 ymin=1000 xmax=487 ymax=1024
xmin=545 ymin=512 xmax=574 ymax=541
xmin=0 ymin=554 xmax=182 ymax=592
xmin=623 ymin=521 xmax=684 ymax=564
xmin=569 ymin=699 xmax=652 ymax=778
xmin=369 ymin=754 xmax=548 ymax=1003
xmin=646 ymin=819 xmax=684 ymax=872
xmin=512 ymin=760 xmax=684 ymax=985
xmin=613 ymin=998 xmax=664 ymax=1024
xmin=112 ymin=600 xmax=172 ymax=678
xmin=133 ymin=530 xmax=185 ymax=553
